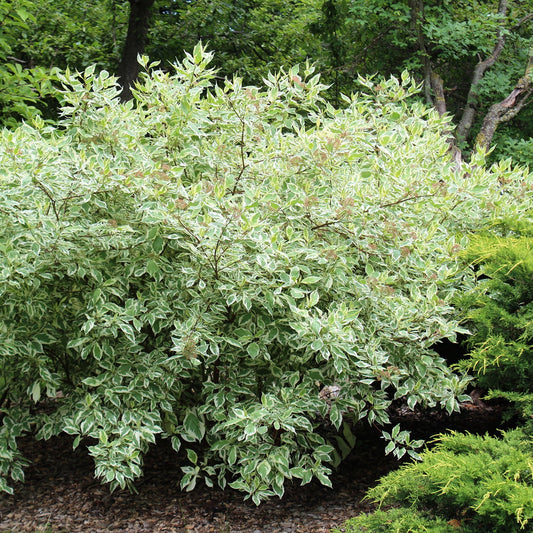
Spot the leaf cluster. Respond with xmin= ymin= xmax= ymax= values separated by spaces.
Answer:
xmin=11 ymin=0 xmax=128 ymax=72
xmin=332 ymin=507 xmax=457 ymax=533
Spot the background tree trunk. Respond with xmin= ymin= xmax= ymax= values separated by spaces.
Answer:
xmin=117 ymin=0 xmax=156 ymax=101
xmin=408 ymin=1 xmax=463 ymax=167
xmin=475 ymin=48 xmax=533 ymax=152
xmin=455 ymin=0 xmax=508 ymax=145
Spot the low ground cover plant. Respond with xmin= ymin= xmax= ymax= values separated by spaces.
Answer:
xmin=349 ymin=429 xmax=533 ymax=532
xmin=332 ymin=507 xmax=457 ymax=533
xmin=0 ymin=44 xmax=531 ymax=502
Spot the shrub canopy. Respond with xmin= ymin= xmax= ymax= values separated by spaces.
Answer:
xmin=0 ymin=44 xmax=531 ymax=502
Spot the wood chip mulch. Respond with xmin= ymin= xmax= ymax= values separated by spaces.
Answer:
xmin=0 ymin=393 xmax=506 ymax=533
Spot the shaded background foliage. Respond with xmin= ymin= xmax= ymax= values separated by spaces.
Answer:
xmin=2 ymin=0 xmax=533 ymax=163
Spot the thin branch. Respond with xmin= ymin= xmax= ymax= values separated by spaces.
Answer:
xmin=33 ymin=179 xmax=60 ymax=221
xmin=225 ymin=95 xmax=249 ymax=195
xmin=511 ymin=12 xmax=533 ymax=31
xmin=175 ymin=216 xmax=201 ymax=245
xmin=6 ymin=56 xmax=27 ymax=64
xmin=310 ymin=219 xmax=341 ymax=231
xmin=377 ymin=193 xmax=434 ymax=210
xmin=212 ymin=216 xmax=235 ymax=280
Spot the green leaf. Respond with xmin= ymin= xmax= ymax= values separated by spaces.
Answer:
xmin=329 ymin=404 xmax=342 ymax=430
xmin=310 ymin=318 xmax=322 ymax=335
xmin=31 ymin=382 xmax=41 ymax=403
xmin=289 ymin=466 xmax=305 ymax=479
xmin=228 ymin=446 xmax=237 ymax=466
xmin=290 ymin=287 xmax=306 ymax=299
xmin=152 ymin=236 xmax=164 ymax=254
xmin=307 ymin=290 xmax=320 ymax=307
xmin=257 ymin=460 xmax=272 ymax=480
xmin=234 ymin=328 xmax=252 ymax=339
xmin=301 ymin=276 xmax=321 ymax=284
xmin=342 ymin=422 xmax=356 ymax=448
xmin=98 ymin=430 xmax=108 ymax=445
xmin=171 ymin=436 xmax=181 ymax=452
xmin=118 ymin=322 xmax=136 ymax=342
xmin=392 ymin=424 xmax=400 ymax=439
xmin=91 ymin=288 xmax=103 ymax=304
xmin=315 ymin=471 xmax=332 ymax=488
xmin=314 ymin=444 xmax=334 ymax=460
xmin=385 ymin=441 xmax=396 ymax=455
xmin=244 ymin=422 xmax=257 ymax=437
xmin=147 ymin=259 xmax=159 ymax=277
xmin=261 ymin=394 xmax=275 ymax=409
xmin=302 ymin=470 xmax=313 ymax=485
xmin=335 ymin=436 xmax=353 ymax=460
xmin=186 ymin=448 xmax=198 ymax=465
xmin=16 ymin=8 xmax=31 ymax=23
xmin=311 ymin=339 xmax=324 ymax=351
xmin=247 ymin=342 xmax=260 ymax=358
xmin=183 ymin=411 xmax=205 ymax=442
xmin=180 ymin=472 xmax=198 ymax=492
xmin=82 ymin=376 xmax=103 ymax=388
xmin=242 ymin=294 xmax=252 ymax=311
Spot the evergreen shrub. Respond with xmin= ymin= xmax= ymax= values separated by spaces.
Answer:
xmin=456 ymin=218 xmax=533 ymax=400
xmin=354 ymin=429 xmax=533 ymax=532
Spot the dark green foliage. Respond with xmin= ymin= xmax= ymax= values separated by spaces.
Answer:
xmin=332 ymin=507 xmax=457 ymax=533
xmin=148 ymin=0 xmax=323 ymax=85
xmin=0 ymin=0 xmax=59 ymax=127
xmin=494 ymin=136 xmax=533 ymax=169
xmin=14 ymin=0 xmax=128 ymax=72
xmin=360 ymin=430 xmax=533 ymax=532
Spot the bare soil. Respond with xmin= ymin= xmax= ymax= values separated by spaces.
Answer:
xmin=0 ymin=393 xmax=506 ymax=533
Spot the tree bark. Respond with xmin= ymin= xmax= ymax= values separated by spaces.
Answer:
xmin=117 ymin=0 xmax=156 ymax=101
xmin=409 ymin=2 xmax=464 ymax=167
xmin=455 ymin=0 xmax=508 ymax=145
xmin=430 ymin=71 xmax=446 ymax=116
xmin=430 ymin=69 xmax=463 ymax=168
xmin=475 ymin=48 xmax=533 ymax=152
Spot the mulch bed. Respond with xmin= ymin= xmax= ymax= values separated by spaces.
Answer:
xmin=0 ymin=393 xmax=506 ymax=533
